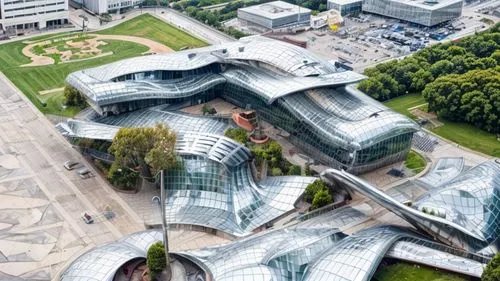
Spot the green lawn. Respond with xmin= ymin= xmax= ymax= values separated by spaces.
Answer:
xmin=373 ymin=262 xmax=471 ymax=281
xmin=383 ymin=93 xmax=426 ymax=119
xmin=96 ymin=13 xmax=207 ymax=50
xmin=384 ymin=94 xmax=500 ymax=157
xmin=0 ymin=13 xmax=207 ymax=116
xmin=2 ymin=40 xmax=148 ymax=116
xmin=404 ymin=150 xmax=426 ymax=174
xmin=431 ymin=121 xmax=500 ymax=158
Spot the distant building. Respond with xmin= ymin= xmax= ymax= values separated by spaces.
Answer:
xmin=0 ymin=0 xmax=69 ymax=34
xmin=237 ymin=1 xmax=311 ymax=29
xmin=362 ymin=0 xmax=463 ymax=26
xmin=327 ymin=0 xmax=362 ymax=16
xmin=72 ymin=0 xmax=143 ymax=14
xmin=310 ymin=9 xmax=344 ymax=29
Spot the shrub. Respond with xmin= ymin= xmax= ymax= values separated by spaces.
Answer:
xmin=147 ymin=242 xmax=166 ymax=274
xmin=271 ymin=167 xmax=283 ymax=176
xmin=304 ymin=180 xmax=328 ymax=203
xmin=224 ymin=128 xmax=248 ymax=144
xmin=482 ymin=252 xmax=500 ymax=281
xmin=311 ymin=188 xmax=332 ymax=210
xmin=287 ymin=164 xmax=302 ymax=175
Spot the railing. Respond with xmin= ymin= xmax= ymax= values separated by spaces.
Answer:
xmin=81 ymin=148 xmax=115 ymax=163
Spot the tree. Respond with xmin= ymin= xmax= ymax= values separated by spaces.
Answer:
xmin=107 ymin=163 xmax=140 ymax=190
xmin=482 ymin=252 xmax=500 ymax=281
xmin=147 ymin=242 xmax=167 ymax=281
xmin=64 ymin=85 xmax=86 ymax=107
xmin=109 ymin=124 xmax=177 ymax=180
xmin=430 ymin=60 xmax=454 ymax=77
xmin=311 ymin=188 xmax=332 ymax=210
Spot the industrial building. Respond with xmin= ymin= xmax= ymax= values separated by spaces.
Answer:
xmin=0 ymin=0 xmax=69 ymax=34
xmin=237 ymin=1 xmax=311 ymax=29
xmin=362 ymin=0 xmax=463 ymax=26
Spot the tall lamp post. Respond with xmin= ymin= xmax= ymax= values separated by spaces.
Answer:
xmin=159 ymin=170 xmax=170 ymax=268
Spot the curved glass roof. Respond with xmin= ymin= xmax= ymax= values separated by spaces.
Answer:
xmin=415 ymin=157 xmax=465 ymax=189
xmin=74 ymin=74 xmax=227 ymax=106
xmin=222 ymin=66 xmax=365 ymax=104
xmin=164 ymin=135 xmax=316 ymax=236
xmin=323 ymin=161 xmax=500 ymax=253
xmin=58 ymin=108 xmax=229 ymax=140
xmin=282 ymin=86 xmax=419 ymax=149
xmin=60 ymin=230 xmax=162 ymax=281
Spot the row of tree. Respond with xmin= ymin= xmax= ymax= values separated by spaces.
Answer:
xmin=174 ymin=0 xmax=249 ymax=38
xmin=358 ymin=23 xmax=500 ymax=133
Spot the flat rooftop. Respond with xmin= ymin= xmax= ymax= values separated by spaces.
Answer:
xmin=327 ymin=0 xmax=362 ymax=6
xmin=381 ymin=0 xmax=463 ymax=10
xmin=239 ymin=1 xmax=311 ymax=19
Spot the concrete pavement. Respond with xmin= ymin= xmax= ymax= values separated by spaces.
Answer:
xmin=0 ymin=73 xmax=144 ymax=280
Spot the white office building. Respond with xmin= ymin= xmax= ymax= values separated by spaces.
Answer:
xmin=0 ymin=0 xmax=69 ymax=33
xmin=238 ymin=1 xmax=311 ymax=29
xmin=72 ymin=0 xmax=143 ymax=14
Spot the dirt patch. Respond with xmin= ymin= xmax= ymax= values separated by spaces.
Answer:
xmin=410 ymin=108 xmax=444 ymax=127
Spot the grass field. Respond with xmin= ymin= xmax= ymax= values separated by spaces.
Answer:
xmin=373 ymin=262 xmax=471 ymax=281
xmin=0 ymin=14 xmax=207 ymax=116
xmin=383 ymin=93 xmax=426 ymax=119
xmin=384 ymin=94 xmax=500 ymax=157
xmin=404 ymin=150 xmax=426 ymax=174
xmin=96 ymin=13 xmax=207 ymax=50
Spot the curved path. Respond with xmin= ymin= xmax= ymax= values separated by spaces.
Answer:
xmin=21 ymin=34 xmax=173 ymax=67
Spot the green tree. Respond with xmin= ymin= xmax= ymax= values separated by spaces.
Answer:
xmin=430 ymin=60 xmax=454 ymax=77
xmin=482 ymin=252 xmax=500 ymax=281
xmin=147 ymin=242 xmax=167 ymax=281
xmin=109 ymin=124 xmax=177 ymax=179
xmin=410 ymin=69 xmax=433 ymax=92
xmin=311 ymin=188 xmax=332 ymax=210
xmin=107 ymin=163 xmax=140 ymax=190
xmin=64 ymin=85 xmax=87 ymax=107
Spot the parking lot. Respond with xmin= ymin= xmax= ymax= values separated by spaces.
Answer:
xmin=285 ymin=0 xmax=498 ymax=71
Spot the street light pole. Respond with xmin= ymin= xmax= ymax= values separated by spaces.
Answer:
xmin=160 ymin=170 xmax=170 ymax=269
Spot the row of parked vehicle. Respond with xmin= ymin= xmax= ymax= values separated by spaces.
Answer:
xmin=63 ymin=160 xmax=95 ymax=224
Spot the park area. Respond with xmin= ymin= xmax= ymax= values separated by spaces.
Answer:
xmin=383 ymin=94 xmax=500 ymax=158
xmin=0 ymin=13 xmax=207 ymax=116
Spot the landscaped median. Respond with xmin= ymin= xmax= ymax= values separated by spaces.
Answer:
xmin=0 ymin=13 xmax=207 ymax=117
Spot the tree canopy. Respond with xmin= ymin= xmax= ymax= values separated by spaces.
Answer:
xmin=482 ymin=252 xmax=500 ymax=281
xmin=108 ymin=124 xmax=177 ymax=179
xmin=358 ymin=23 xmax=500 ymax=133
xmin=64 ymin=85 xmax=87 ymax=107
xmin=147 ymin=242 xmax=167 ymax=280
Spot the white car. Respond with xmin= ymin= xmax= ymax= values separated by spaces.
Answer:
xmin=77 ymin=167 xmax=92 ymax=179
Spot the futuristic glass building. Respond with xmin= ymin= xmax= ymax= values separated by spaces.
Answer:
xmin=323 ymin=159 xmax=500 ymax=255
xmin=59 ymin=36 xmax=419 ymax=174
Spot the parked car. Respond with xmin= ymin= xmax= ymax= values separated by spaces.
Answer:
xmin=82 ymin=213 xmax=94 ymax=224
xmin=77 ymin=167 xmax=92 ymax=179
xmin=63 ymin=161 xmax=79 ymax=170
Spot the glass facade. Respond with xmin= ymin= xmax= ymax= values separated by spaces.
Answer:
xmin=60 ymin=36 xmax=418 ymax=174
xmin=323 ymin=159 xmax=500 ymax=254
xmin=362 ymin=0 xmax=463 ymax=27
xmin=163 ymin=132 xmax=316 ymax=236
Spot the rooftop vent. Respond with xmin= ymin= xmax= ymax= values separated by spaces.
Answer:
xmin=239 ymin=46 xmax=245 ymax=52
xmin=188 ymin=53 xmax=196 ymax=59
xmin=222 ymin=48 xmax=228 ymax=54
